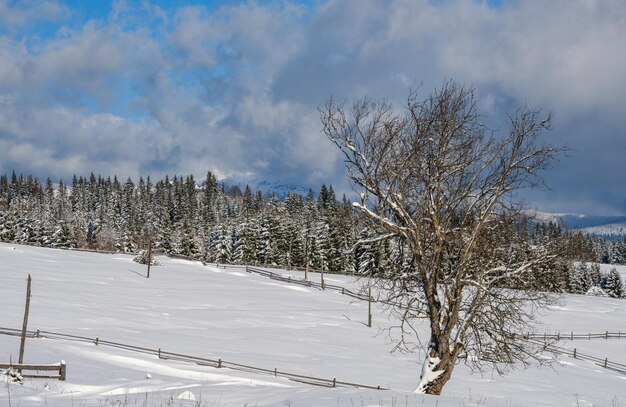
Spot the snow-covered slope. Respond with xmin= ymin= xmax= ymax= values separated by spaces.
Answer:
xmin=224 ymin=179 xmax=312 ymax=200
xmin=0 ymin=243 xmax=625 ymax=406
xmin=528 ymin=210 xmax=626 ymax=239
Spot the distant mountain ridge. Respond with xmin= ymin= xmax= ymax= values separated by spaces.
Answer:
xmin=224 ymin=179 xmax=313 ymax=200
xmin=528 ymin=210 xmax=626 ymax=239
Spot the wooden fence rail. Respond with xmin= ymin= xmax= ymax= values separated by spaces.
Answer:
xmin=209 ymin=265 xmax=626 ymax=376
xmin=0 ymin=362 xmax=66 ymax=380
xmin=205 ymin=264 xmax=626 ymax=369
xmin=0 ymin=326 xmax=386 ymax=391
xmin=525 ymin=338 xmax=626 ymax=373
xmin=524 ymin=331 xmax=625 ymax=341
xmin=181 ymin=255 xmax=411 ymax=312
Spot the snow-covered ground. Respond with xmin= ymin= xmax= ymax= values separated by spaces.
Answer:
xmin=0 ymin=242 xmax=624 ymax=406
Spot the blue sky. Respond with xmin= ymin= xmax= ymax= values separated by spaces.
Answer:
xmin=0 ymin=0 xmax=625 ymax=214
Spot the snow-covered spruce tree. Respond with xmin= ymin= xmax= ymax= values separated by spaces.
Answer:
xmin=178 ymin=220 xmax=200 ymax=258
xmin=610 ymin=239 xmax=626 ymax=265
xmin=603 ymin=268 xmax=625 ymax=298
xmin=230 ymin=225 xmax=244 ymax=264
xmin=321 ymin=81 xmax=565 ymax=395
xmin=569 ymin=262 xmax=591 ymax=294
xmin=589 ymin=262 xmax=602 ymax=287
xmin=241 ymin=218 xmax=259 ymax=264
xmin=0 ymin=210 xmax=17 ymax=241
xmin=133 ymin=249 xmax=160 ymax=266
xmin=216 ymin=224 xmax=232 ymax=264
xmin=51 ymin=220 xmax=76 ymax=249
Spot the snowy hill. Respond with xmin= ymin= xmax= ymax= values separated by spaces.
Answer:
xmin=224 ymin=179 xmax=312 ymax=200
xmin=252 ymin=180 xmax=312 ymax=199
xmin=528 ymin=210 xmax=626 ymax=239
xmin=0 ymin=243 xmax=625 ymax=406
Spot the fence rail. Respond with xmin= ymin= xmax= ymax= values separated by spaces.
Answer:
xmin=0 ymin=326 xmax=386 ymax=391
xmin=207 ymin=264 xmax=626 ymax=375
xmin=526 ymin=338 xmax=626 ymax=373
xmin=242 ymin=266 xmax=418 ymax=311
xmin=524 ymin=331 xmax=626 ymax=341
xmin=0 ymin=362 xmax=66 ymax=380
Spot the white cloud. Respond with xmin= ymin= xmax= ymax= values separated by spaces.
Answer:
xmin=0 ymin=0 xmax=624 ymax=212
xmin=0 ymin=0 xmax=68 ymax=30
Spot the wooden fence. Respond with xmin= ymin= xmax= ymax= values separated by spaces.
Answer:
xmin=524 ymin=331 xmax=626 ymax=341
xmin=525 ymin=338 xmax=626 ymax=373
xmin=207 ymin=264 xmax=626 ymax=374
xmin=0 ymin=326 xmax=386 ymax=390
xmin=212 ymin=264 xmax=418 ymax=311
xmin=0 ymin=362 xmax=66 ymax=380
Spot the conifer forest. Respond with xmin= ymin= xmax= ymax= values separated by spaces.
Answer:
xmin=0 ymin=171 xmax=624 ymax=298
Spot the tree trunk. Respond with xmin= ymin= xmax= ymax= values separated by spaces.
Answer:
xmin=414 ymin=344 xmax=457 ymax=395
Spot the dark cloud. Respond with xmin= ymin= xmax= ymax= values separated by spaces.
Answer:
xmin=0 ymin=0 xmax=624 ymax=213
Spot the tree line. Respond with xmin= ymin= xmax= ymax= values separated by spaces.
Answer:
xmin=0 ymin=170 xmax=624 ymax=292
xmin=0 ymin=171 xmax=358 ymax=273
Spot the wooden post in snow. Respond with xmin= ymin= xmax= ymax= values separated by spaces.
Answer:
xmin=146 ymin=239 xmax=153 ymax=279
xmin=18 ymin=274 xmax=32 ymax=371
xmin=368 ymin=287 xmax=372 ymax=328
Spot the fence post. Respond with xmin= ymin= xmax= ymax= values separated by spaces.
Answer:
xmin=218 ymin=358 xmax=222 ymax=368
xmin=146 ymin=239 xmax=153 ymax=279
xmin=571 ymin=331 xmax=573 ymax=340
xmin=333 ymin=377 xmax=336 ymax=387
xmin=59 ymin=361 xmax=66 ymax=381
xmin=18 ymin=275 xmax=32 ymax=372
xmin=605 ymin=331 xmax=608 ymax=340
xmin=274 ymin=368 xmax=277 ymax=376
xmin=604 ymin=358 xmax=608 ymax=368
xmin=95 ymin=337 xmax=99 ymax=346
xmin=36 ymin=329 xmax=40 ymax=338
xmin=573 ymin=348 xmax=576 ymax=358
xmin=158 ymin=348 xmax=161 ymax=359
xmin=368 ymin=287 xmax=372 ymax=328
xmin=557 ymin=332 xmax=560 ymax=341
xmin=588 ymin=333 xmax=591 ymax=340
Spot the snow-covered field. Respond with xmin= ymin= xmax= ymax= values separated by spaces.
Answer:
xmin=0 ymin=242 xmax=624 ymax=406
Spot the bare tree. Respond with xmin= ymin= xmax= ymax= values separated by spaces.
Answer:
xmin=320 ymin=82 xmax=566 ymax=395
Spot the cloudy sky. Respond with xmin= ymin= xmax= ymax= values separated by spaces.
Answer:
xmin=0 ymin=0 xmax=624 ymax=214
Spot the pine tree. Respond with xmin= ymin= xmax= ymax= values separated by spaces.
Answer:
xmin=603 ymin=268 xmax=625 ymax=298
xmin=51 ymin=220 xmax=76 ymax=248
xmin=572 ymin=262 xmax=594 ymax=293
xmin=178 ymin=220 xmax=200 ymax=258
xmin=231 ymin=225 xmax=244 ymax=264
xmin=257 ymin=214 xmax=273 ymax=265
xmin=216 ymin=224 xmax=232 ymax=264
xmin=589 ymin=263 xmax=602 ymax=287
xmin=610 ymin=240 xmax=626 ymax=265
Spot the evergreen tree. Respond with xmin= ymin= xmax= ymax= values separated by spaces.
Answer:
xmin=231 ymin=225 xmax=244 ymax=264
xmin=178 ymin=220 xmax=200 ymax=258
xmin=241 ymin=218 xmax=259 ymax=264
xmin=216 ymin=224 xmax=232 ymax=264
xmin=603 ymin=268 xmax=625 ymax=298
xmin=51 ymin=220 xmax=76 ymax=248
